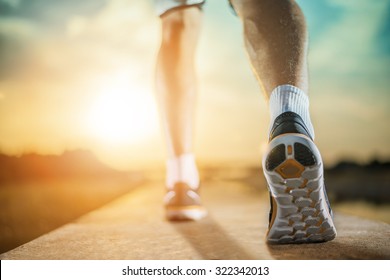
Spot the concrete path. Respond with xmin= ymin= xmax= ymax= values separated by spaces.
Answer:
xmin=1 ymin=181 xmax=389 ymax=259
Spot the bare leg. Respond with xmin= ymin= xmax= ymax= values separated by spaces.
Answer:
xmin=156 ymin=7 xmax=206 ymax=220
xmin=155 ymin=7 xmax=202 ymax=157
xmin=230 ymin=0 xmax=308 ymax=98
xmin=230 ymin=0 xmax=336 ymax=243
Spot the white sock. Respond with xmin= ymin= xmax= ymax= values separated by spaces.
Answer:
xmin=269 ymin=84 xmax=315 ymax=139
xmin=166 ymin=153 xmax=199 ymax=190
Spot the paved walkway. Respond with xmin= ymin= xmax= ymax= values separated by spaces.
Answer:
xmin=1 ymin=181 xmax=389 ymax=259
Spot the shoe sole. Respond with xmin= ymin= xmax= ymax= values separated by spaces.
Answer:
xmin=263 ymin=133 xmax=337 ymax=244
xmin=166 ymin=205 xmax=207 ymax=221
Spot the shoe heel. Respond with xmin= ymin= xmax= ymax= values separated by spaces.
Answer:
xmin=263 ymin=134 xmax=337 ymax=243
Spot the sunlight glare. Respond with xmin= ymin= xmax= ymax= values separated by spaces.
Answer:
xmin=86 ymin=81 xmax=158 ymax=144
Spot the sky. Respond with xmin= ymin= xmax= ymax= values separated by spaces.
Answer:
xmin=0 ymin=0 xmax=389 ymax=170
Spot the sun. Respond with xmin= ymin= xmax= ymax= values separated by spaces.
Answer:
xmin=86 ymin=82 xmax=158 ymax=144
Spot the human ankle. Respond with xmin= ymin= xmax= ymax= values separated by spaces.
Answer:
xmin=166 ymin=153 xmax=199 ymax=189
xmin=268 ymin=84 xmax=315 ymax=139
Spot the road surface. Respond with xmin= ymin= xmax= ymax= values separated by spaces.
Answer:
xmin=1 ymin=181 xmax=389 ymax=259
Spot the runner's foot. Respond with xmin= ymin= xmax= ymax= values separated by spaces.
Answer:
xmin=263 ymin=112 xmax=336 ymax=243
xmin=164 ymin=182 xmax=207 ymax=221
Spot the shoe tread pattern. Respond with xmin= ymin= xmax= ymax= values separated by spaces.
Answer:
xmin=264 ymin=136 xmax=336 ymax=244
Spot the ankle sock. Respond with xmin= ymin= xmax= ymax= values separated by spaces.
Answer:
xmin=269 ymin=84 xmax=315 ymax=139
xmin=166 ymin=153 xmax=199 ymax=190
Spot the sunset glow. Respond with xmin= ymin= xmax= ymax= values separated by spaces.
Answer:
xmin=0 ymin=0 xmax=388 ymax=169
xmin=86 ymin=79 xmax=158 ymax=145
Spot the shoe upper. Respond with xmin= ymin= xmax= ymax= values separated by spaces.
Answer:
xmin=269 ymin=111 xmax=313 ymax=141
xmin=164 ymin=182 xmax=202 ymax=208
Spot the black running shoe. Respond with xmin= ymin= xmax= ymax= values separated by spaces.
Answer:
xmin=262 ymin=112 xmax=336 ymax=243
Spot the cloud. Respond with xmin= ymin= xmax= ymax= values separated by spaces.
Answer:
xmin=309 ymin=0 xmax=390 ymax=85
xmin=0 ymin=0 xmax=389 ymax=165
xmin=0 ymin=0 xmax=21 ymax=9
xmin=0 ymin=16 xmax=38 ymax=37
xmin=0 ymin=0 xmax=163 ymax=164
xmin=302 ymin=1 xmax=390 ymax=162
xmin=0 ymin=0 xmax=109 ymax=78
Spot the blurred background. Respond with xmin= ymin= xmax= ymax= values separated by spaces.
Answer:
xmin=0 ymin=0 xmax=389 ymax=254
